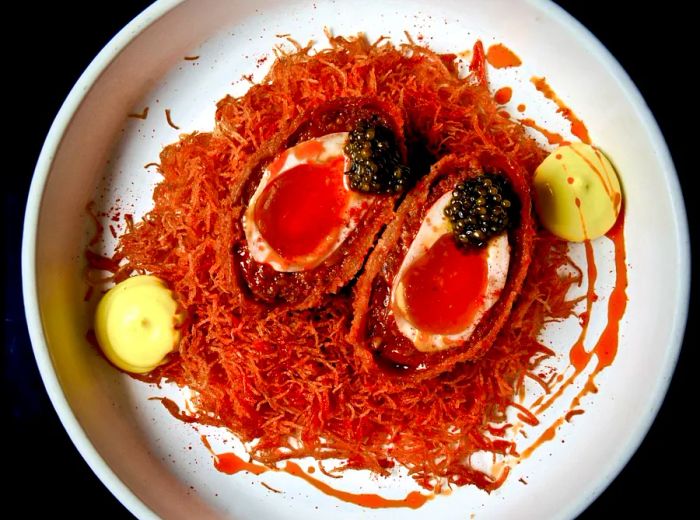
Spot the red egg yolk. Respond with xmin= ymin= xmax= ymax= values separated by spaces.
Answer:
xmin=254 ymin=156 xmax=348 ymax=261
xmin=399 ymin=234 xmax=489 ymax=335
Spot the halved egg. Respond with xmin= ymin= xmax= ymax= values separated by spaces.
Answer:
xmin=242 ymin=132 xmax=373 ymax=272
xmin=391 ymin=192 xmax=510 ymax=352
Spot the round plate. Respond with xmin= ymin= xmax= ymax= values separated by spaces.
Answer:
xmin=22 ymin=1 xmax=689 ymax=519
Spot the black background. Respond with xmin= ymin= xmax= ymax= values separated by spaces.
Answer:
xmin=5 ymin=1 xmax=695 ymax=517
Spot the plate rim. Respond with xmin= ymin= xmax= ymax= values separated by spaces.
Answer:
xmin=21 ymin=0 xmax=690 ymax=518
xmin=21 ymin=1 xmax=183 ymax=518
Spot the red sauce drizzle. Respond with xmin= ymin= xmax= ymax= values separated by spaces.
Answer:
xmin=215 ymin=453 xmax=268 ymax=476
xmin=570 ymin=146 xmax=613 ymax=195
xmin=520 ymin=417 xmax=564 ymax=458
xmin=255 ymin=157 xmax=347 ymax=260
xmin=284 ymin=461 xmax=431 ymax=509
xmin=399 ymin=234 xmax=488 ymax=335
xmin=201 ymin=437 xmax=431 ymax=509
xmin=564 ymin=409 xmax=585 ymax=422
xmin=524 ymin=213 xmax=627 ymax=456
xmin=530 ymin=77 xmax=591 ymax=143
xmin=494 ymin=86 xmax=513 ymax=104
xmin=569 ymin=145 xmax=622 ymax=214
xmin=519 ymin=118 xmax=567 ymax=145
xmin=486 ymin=44 xmax=522 ymax=68
xmin=593 ymin=215 xmax=628 ymax=370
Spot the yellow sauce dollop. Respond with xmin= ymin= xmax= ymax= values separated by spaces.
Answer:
xmin=95 ymin=275 xmax=184 ymax=373
xmin=533 ymin=143 xmax=622 ymax=242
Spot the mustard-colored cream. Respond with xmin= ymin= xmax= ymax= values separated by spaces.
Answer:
xmin=534 ymin=143 xmax=622 ymax=242
xmin=95 ymin=275 xmax=184 ymax=374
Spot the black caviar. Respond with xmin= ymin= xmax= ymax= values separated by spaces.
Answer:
xmin=344 ymin=117 xmax=410 ymax=194
xmin=444 ymin=173 xmax=516 ymax=248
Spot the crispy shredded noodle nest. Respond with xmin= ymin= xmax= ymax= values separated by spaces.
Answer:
xmin=99 ymin=33 xmax=581 ymax=491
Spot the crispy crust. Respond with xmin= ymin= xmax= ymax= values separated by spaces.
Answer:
xmin=230 ymin=97 xmax=408 ymax=310
xmin=349 ymin=152 xmax=535 ymax=378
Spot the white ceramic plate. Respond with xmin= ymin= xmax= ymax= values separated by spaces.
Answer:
xmin=23 ymin=1 xmax=689 ymax=519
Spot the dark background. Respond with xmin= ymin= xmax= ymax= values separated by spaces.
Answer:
xmin=5 ymin=1 xmax=695 ymax=517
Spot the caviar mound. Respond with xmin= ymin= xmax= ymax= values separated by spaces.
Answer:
xmin=445 ymin=173 xmax=517 ymax=248
xmin=230 ymin=96 xmax=408 ymax=310
xmin=349 ymin=152 xmax=535 ymax=377
xmin=345 ymin=116 xmax=411 ymax=194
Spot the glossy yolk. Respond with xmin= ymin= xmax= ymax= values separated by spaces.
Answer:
xmin=254 ymin=156 xmax=347 ymax=261
xmin=400 ymin=234 xmax=489 ymax=335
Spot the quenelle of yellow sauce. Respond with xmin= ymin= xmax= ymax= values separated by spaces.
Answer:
xmin=533 ymin=143 xmax=622 ymax=241
xmin=95 ymin=275 xmax=184 ymax=373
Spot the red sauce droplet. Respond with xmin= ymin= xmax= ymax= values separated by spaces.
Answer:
xmin=567 ymin=177 xmax=574 ymax=184
xmin=530 ymin=77 xmax=591 ymax=144
xmin=400 ymin=234 xmax=488 ymax=335
xmin=255 ymin=157 xmax=347 ymax=260
xmin=497 ymin=110 xmax=511 ymax=119
xmin=486 ymin=44 xmax=522 ymax=68
xmin=569 ymin=249 xmax=598 ymax=373
xmin=494 ymin=86 xmax=513 ymax=104
xmin=510 ymin=402 xmax=539 ymax=426
xmin=555 ymin=154 xmax=562 ymax=160
xmin=565 ymin=409 xmax=585 ymax=422
xmin=517 ymin=103 xmax=526 ymax=113
xmin=606 ymin=208 xmax=625 ymax=238
xmin=533 ymin=239 xmax=596 ymax=415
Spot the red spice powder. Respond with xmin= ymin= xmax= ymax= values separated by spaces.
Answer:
xmin=101 ymin=35 xmax=579 ymax=491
